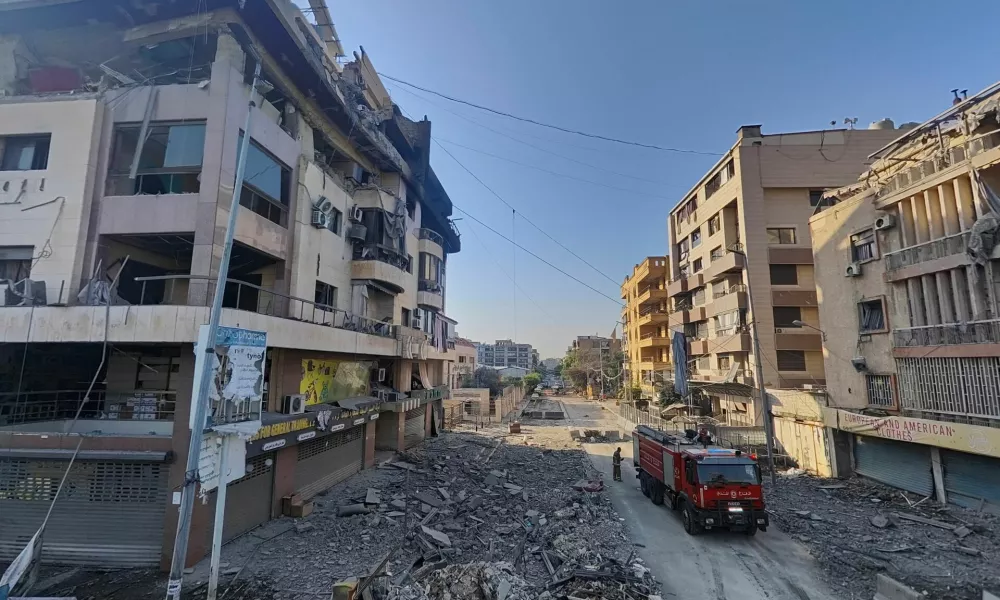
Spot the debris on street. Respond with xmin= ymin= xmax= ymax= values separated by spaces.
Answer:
xmin=766 ymin=472 xmax=1000 ymax=600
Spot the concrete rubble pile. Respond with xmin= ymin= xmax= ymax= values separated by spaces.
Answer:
xmin=765 ymin=472 xmax=1000 ymax=600
xmin=220 ymin=429 xmax=659 ymax=599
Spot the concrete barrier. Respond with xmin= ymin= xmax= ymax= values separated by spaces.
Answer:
xmin=874 ymin=575 xmax=921 ymax=600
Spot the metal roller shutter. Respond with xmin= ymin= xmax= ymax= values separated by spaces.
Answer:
xmin=0 ymin=459 xmax=167 ymax=567
xmin=853 ymin=436 xmax=933 ymax=497
xmin=221 ymin=452 xmax=275 ymax=542
xmin=404 ymin=407 xmax=425 ymax=449
xmin=294 ymin=428 xmax=364 ymax=500
xmin=942 ymin=450 xmax=1000 ymax=512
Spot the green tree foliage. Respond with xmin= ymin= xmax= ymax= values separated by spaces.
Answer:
xmin=523 ymin=372 xmax=542 ymax=394
xmin=472 ymin=367 xmax=502 ymax=396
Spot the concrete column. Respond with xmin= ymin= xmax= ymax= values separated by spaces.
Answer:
xmin=911 ymin=194 xmax=930 ymax=244
xmin=951 ymin=269 xmax=971 ymax=322
xmin=424 ymin=403 xmax=432 ymax=437
xmin=395 ymin=411 xmax=405 ymax=451
xmin=955 ymin=174 xmax=980 ymax=222
xmin=906 ymin=279 xmax=926 ymax=326
xmin=967 ymin=265 xmax=987 ymax=320
xmin=985 ymin=262 xmax=999 ymax=319
xmin=363 ymin=420 xmax=377 ymax=468
xmin=898 ymin=201 xmax=915 ymax=248
xmin=930 ymin=447 xmax=947 ymax=505
xmin=938 ymin=183 xmax=960 ymax=235
xmin=935 ymin=272 xmax=955 ymax=323
xmin=922 ymin=275 xmax=941 ymax=325
xmin=924 ymin=189 xmax=944 ymax=241
xmin=271 ymin=446 xmax=297 ymax=517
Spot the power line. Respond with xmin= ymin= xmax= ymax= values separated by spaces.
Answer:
xmin=434 ymin=140 xmax=620 ymax=287
xmin=437 ymin=138 xmax=673 ymax=201
xmin=379 ymin=72 xmax=722 ymax=156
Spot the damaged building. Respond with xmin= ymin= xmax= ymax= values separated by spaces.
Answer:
xmin=0 ymin=0 xmax=463 ymax=570
xmin=810 ymin=84 xmax=1000 ymax=512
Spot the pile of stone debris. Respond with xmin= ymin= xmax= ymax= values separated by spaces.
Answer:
xmin=218 ymin=428 xmax=659 ymax=600
xmin=765 ymin=472 xmax=1000 ymax=600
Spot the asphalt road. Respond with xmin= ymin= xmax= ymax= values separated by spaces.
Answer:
xmin=560 ymin=396 xmax=838 ymax=600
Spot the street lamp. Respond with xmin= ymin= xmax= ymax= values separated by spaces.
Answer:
xmin=792 ymin=320 xmax=827 ymax=342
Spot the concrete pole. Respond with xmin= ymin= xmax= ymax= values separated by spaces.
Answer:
xmin=206 ymin=434 xmax=231 ymax=600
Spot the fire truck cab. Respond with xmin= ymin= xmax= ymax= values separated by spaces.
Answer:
xmin=633 ymin=425 xmax=768 ymax=535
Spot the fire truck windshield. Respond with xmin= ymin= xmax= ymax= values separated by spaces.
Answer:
xmin=698 ymin=463 xmax=761 ymax=486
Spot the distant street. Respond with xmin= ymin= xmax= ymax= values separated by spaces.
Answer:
xmin=560 ymin=396 xmax=837 ymax=600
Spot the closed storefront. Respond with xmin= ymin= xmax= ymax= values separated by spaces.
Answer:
xmin=0 ymin=458 xmax=167 ymax=567
xmin=403 ymin=407 xmax=425 ymax=448
xmin=221 ymin=452 xmax=275 ymax=542
xmin=942 ymin=450 xmax=1000 ymax=513
xmin=854 ymin=436 xmax=933 ymax=497
xmin=294 ymin=427 xmax=364 ymax=500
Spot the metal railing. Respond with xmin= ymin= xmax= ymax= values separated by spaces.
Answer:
xmin=0 ymin=390 xmax=176 ymax=426
xmin=671 ymin=301 xmax=694 ymax=313
xmin=353 ymin=242 xmax=412 ymax=273
xmin=713 ymin=283 xmax=746 ymax=299
xmin=416 ymin=228 xmax=445 ymax=247
xmin=410 ymin=385 xmax=451 ymax=401
xmin=133 ymin=275 xmax=398 ymax=339
xmin=884 ymin=231 xmax=969 ymax=272
xmin=418 ymin=279 xmax=443 ymax=294
xmin=893 ymin=319 xmax=1000 ymax=347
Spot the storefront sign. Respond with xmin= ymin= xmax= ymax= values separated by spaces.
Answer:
xmin=353 ymin=418 xmax=366 ymax=426
xmin=825 ymin=408 xmax=1000 ymax=458
xmin=370 ymin=413 xmax=379 ymax=420
xmin=330 ymin=423 xmax=345 ymax=432
xmin=251 ymin=417 xmax=313 ymax=441
xmin=262 ymin=439 xmax=286 ymax=451
xmin=297 ymin=431 xmax=317 ymax=442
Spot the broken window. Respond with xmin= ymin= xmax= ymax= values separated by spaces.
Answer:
xmin=1 ymin=135 xmax=50 ymax=171
xmin=108 ymin=123 xmax=205 ymax=195
xmin=858 ymin=299 xmax=886 ymax=333
xmin=850 ymin=229 xmax=878 ymax=263
xmin=237 ymin=134 xmax=291 ymax=226
xmin=0 ymin=246 xmax=32 ymax=281
xmin=708 ymin=213 xmax=721 ymax=236
xmin=314 ymin=280 xmax=337 ymax=311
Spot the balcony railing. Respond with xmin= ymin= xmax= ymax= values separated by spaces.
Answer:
xmin=0 ymin=390 xmax=176 ymax=426
xmin=410 ymin=385 xmax=450 ymax=401
xmin=884 ymin=231 xmax=969 ymax=272
xmin=893 ymin=319 xmax=1000 ymax=347
xmin=353 ymin=242 xmax=412 ymax=273
xmin=713 ymin=283 xmax=746 ymax=300
xmin=133 ymin=275 xmax=398 ymax=339
xmin=416 ymin=228 xmax=445 ymax=247
xmin=418 ymin=279 xmax=443 ymax=294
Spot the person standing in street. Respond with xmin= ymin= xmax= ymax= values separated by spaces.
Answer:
xmin=612 ymin=447 xmax=623 ymax=481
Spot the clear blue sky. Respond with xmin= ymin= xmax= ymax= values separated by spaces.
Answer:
xmin=303 ymin=0 xmax=998 ymax=359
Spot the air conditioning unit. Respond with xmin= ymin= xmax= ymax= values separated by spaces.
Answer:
xmin=281 ymin=394 xmax=306 ymax=415
xmin=845 ymin=262 xmax=863 ymax=277
xmin=411 ymin=313 xmax=422 ymax=329
xmin=347 ymin=223 xmax=367 ymax=242
xmin=315 ymin=196 xmax=333 ymax=213
xmin=311 ymin=209 xmax=330 ymax=229
xmin=349 ymin=205 xmax=363 ymax=223
xmin=377 ymin=368 xmax=386 ymax=382
xmin=874 ymin=214 xmax=896 ymax=231
xmin=348 ymin=164 xmax=365 ymax=184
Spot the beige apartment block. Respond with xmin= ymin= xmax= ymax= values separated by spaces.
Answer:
xmin=666 ymin=124 xmax=902 ymax=425
xmin=621 ymin=257 xmax=670 ymax=389
xmin=810 ymin=87 xmax=1000 ymax=510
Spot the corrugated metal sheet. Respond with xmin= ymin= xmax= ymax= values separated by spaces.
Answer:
xmin=404 ymin=407 xmax=425 ymax=449
xmin=221 ymin=452 xmax=274 ymax=542
xmin=294 ymin=429 xmax=363 ymax=501
xmin=0 ymin=459 xmax=167 ymax=567
xmin=854 ymin=436 xmax=933 ymax=497
xmin=942 ymin=450 xmax=1000 ymax=513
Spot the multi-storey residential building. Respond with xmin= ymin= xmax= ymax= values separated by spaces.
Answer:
xmin=811 ymin=88 xmax=1000 ymax=511
xmin=0 ymin=0 xmax=461 ymax=569
xmin=666 ymin=124 xmax=902 ymax=425
xmin=476 ymin=339 xmax=536 ymax=369
xmin=452 ymin=338 xmax=477 ymax=388
xmin=621 ymin=257 xmax=670 ymax=388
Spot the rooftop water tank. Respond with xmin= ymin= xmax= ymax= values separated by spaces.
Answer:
xmin=869 ymin=118 xmax=895 ymax=130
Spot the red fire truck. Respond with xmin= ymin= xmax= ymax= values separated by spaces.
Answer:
xmin=632 ymin=424 xmax=768 ymax=535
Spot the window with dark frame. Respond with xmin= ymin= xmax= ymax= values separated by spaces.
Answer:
xmin=708 ymin=213 xmax=721 ymax=236
xmin=0 ymin=246 xmax=33 ymax=281
xmin=693 ymin=258 xmax=703 ymax=273
xmin=328 ymin=206 xmax=343 ymax=235
xmin=1 ymin=135 xmax=51 ymax=171
xmin=718 ymin=354 xmax=732 ymax=370
xmin=773 ymin=306 xmax=802 ymax=328
xmin=314 ymin=280 xmax=336 ymax=311
xmin=236 ymin=133 xmax=291 ymax=227
xmin=107 ymin=124 xmax=205 ymax=195
xmin=691 ymin=229 xmax=702 ymax=248
xmin=851 ymin=229 xmax=878 ymax=262
xmin=769 ymin=264 xmax=798 ymax=285
xmin=766 ymin=228 xmax=796 ymax=244
xmin=777 ymin=350 xmax=806 ymax=371
xmin=808 ymin=190 xmax=833 ymax=207
xmin=858 ymin=298 xmax=886 ymax=333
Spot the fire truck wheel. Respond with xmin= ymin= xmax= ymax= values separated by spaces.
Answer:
xmin=650 ymin=481 xmax=664 ymax=505
xmin=745 ymin=524 xmax=757 ymax=537
xmin=681 ymin=502 xmax=701 ymax=536
xmin=640 ymin=472 xmax=650 ymax=497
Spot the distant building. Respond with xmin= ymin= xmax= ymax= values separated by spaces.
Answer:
xmin=540 ymin=358 xmax=560 ymax=371
xmin=452 ymin=338 xmax=478 ymax=388
xmin=477 ymin=339 xmax=536 ymax=370
xmin=620 ymin=257 xmax=671 ymax=387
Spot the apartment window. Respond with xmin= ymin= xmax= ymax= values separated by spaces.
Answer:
xmin=708 ymin=213 xmax=721 ymax=236
xmin=401 ymin=307 xmax=411 ymax=327
xmin=858 ymin=298 xmax=887 ymax=333
xmin=313 ymin=280 xmax=337 ymax=311
xmin=766 ymin=228 xmax=796 ymax=244
xmin=691 ymin=229 xmax=702 ymax=248
xmin=237 ymin=133 xmax=291 ymax=227
xmin=458 ymin=355 xmax=466 ymax=363
xmin=809 ymin=189 xmax=834 ymax=208
xmin=773 ymin=307 xmax=802 ymax=328
xmin=1 ymin=134 xmax=50 ymax=171
xmin=108 ymin=124 xmax=205 ymax=194
xmin=718 ymin=354 xmax=732 ymax=370
xmin=769 ymin=264 xmax=798 ymax=285
xmin=328 ymin=207 xmax=343 ymax=235
xmin=0 ymin=246 xmax=32 ymax=281
xmin=866 ymin=374 xmax=895 ymax=408
xmin=693 ymin=258 xmax=703 ymax=273
xmin=710 ymin=246 xmax=724 ymax=261
xmin=419 ymin=252 xmax=442 ymax=285
xmin=777 ymin=350 xmax=806 ymax=371
xmin=851 ymin=229 xmax=878 ymax=263
xmin=714 ymin=309 xmax=742 ymax=335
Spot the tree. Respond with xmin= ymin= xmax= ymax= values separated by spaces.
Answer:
xmin=523 ymin=372 xmax=542 ymax=394
xmin=471 ymin=367 xmax=502 ymax=396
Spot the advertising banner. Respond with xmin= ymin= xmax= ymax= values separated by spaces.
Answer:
xmin=299 ymin=359 xmax=372 ymax=405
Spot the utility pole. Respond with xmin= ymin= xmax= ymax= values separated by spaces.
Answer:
xmin=730 ymin=244 xmax=777 ymax=485
xmin=165 ymin=54 xmax=262 ymax=600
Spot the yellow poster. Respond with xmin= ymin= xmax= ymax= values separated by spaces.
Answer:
xmin=300 ymin=359 xmax=373 ymax=405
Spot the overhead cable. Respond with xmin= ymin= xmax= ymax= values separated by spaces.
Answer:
xmin=379 ymin=72 xmax=722 ymax=156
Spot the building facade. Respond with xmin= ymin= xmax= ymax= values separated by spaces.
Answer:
xmin=0 ymin=0 xmax=462 ymax=570
xmin=452 ymin=338 xmax=477 ymax=388
xmin=666 ymin=124 xmax=902 ymax=424
xmin=476 ymin=339 xmax=537 ymax=370
xmin=620 ymin=257 xmax=670 ymax=388
xmin=811 ymin=87 xmax=1000 ymax=512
